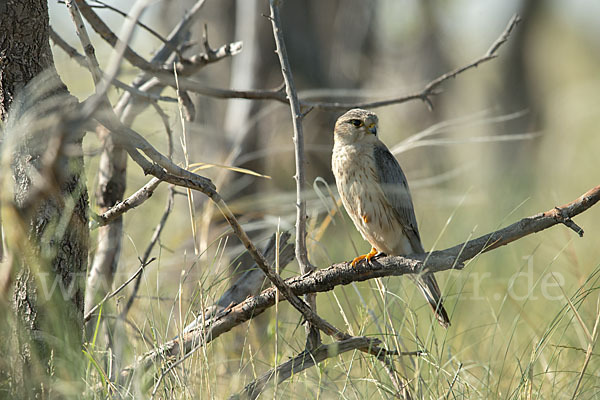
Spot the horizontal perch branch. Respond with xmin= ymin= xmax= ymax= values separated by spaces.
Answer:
xmin=121 ymin=184 xmax=600 ymax=378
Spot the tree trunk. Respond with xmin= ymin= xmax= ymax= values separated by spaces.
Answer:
xmin=0 ymin=0 xmax=89 ymax=396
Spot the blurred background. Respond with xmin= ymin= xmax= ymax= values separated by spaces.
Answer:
xmin=47 ymin=0 xmax=600 ymax=397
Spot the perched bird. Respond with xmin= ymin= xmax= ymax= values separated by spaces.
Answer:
xmin=331 ymin=108 xmax=450 ymax=328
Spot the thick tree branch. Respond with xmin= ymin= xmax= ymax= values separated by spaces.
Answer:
xmin=120 ymin=184 xmax=600 ymax=379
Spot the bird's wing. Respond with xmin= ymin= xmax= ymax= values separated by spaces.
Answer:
xmin=373 ymin=143 xmax=424 ymax=253
xmin=374 ymin=144 xmax=451 ymax=327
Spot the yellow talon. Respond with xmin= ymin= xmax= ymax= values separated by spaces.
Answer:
xmin=351 ymin=247 xmax=378 ymax=267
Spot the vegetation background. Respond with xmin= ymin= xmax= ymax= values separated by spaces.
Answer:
xmin=2 ymin=0 xmax=600 ymax=398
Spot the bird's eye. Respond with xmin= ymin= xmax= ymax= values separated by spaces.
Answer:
xmin=349 ymin=119 xmax=363 ymax=127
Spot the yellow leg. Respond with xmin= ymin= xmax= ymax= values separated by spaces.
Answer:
xmin=351 ymin=247 xmax=378 ymax=267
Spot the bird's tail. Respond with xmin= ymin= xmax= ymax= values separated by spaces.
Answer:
xmin=413 ymin=273 xmax=450 ymax=328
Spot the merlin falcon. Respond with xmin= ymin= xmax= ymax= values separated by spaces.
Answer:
xmin=332 ymin=108 xmax=450 ymax=328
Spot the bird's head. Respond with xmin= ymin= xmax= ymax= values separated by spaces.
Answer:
xmin=334 ymin=108 xmax=379 ymax=145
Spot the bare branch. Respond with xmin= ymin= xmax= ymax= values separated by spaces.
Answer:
xmin=84 ymin=257 xmax=156 ymax=323
xmin=487 ymin=14 xmax=522 ymax=55
xmin=171 ymin=13 xmax=520 ymax=111
xmin=89 ymin=0 xmax=172 ymax=46
xmin=74 ymin=0 xmax=241 ymax=79
xmin=269 ymin=0 xmax=320 ymax=349
xmin=74 ymin=0 xmax=157 ymax=72
xmin=149 ymin=101 xmax=174 ymax=158
xmin=91 ymin=177 xmax=162 ymax=228
xmin=154 ymin=77 xmax=287 ymax=102
xmin=49 ymin=27 xmax=86 ymax=66
xmin=422 ymin=15 xmax=522 ymax=94
xmin=304 ymin=14 xmax=521 ymax=111
xmin=65 ymin=0 xmax=103 ymax=84
xmin=438 ymin=185 xmax=599 ymax=262
xmin=91 ymin=114 xmax=215 ymax=192
xmin=50 ymin=28 xmax=178 ymax=103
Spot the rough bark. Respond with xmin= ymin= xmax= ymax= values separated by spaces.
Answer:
xmin=0 ymin=0 xmax=89 ymax=395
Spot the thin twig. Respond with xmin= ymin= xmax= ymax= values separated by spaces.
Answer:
xmin=91 ymin=177 xmax=162 ymax=228
xmin=487 ymin=14 xmax=522 ymax=55
xmin=150 ymin=101 xmax=174 ymax=158
xmin=91 ymin=0 xmax=171 ymax=46
xmin=84 ymin=258 xmax=156 ymax=322
xmin=269 ymin=0 xmax=320 ymax=350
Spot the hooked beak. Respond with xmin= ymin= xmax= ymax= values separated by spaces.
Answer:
xmin=367 ymin=123 xmax=377 ymax=135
